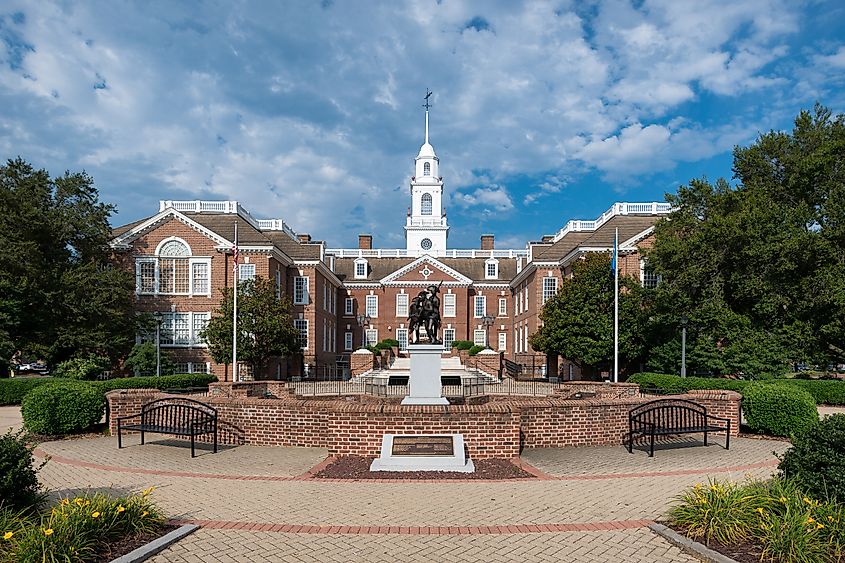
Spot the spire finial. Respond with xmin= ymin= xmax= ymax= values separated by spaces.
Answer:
xmin=423 ymin=89 xmax=432 ymax=144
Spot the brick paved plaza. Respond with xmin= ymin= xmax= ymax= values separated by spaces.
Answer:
xmin=4 ymin=401 xmax=795 ymax=563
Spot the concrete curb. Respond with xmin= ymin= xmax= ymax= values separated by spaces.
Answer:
xmin=109 ymin=524 xmax=199 ymax=563
xmin=649 ymin=523 xmax=739 ymax=563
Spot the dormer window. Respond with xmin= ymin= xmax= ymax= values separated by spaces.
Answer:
xmin=354 ymin=257 xmax=368 ymax=279
xmin=423 ymin=162 xmax=431 ymax=176
xmin=485 ymin=258 xmax=499 ymax=279
xmin=421 ymin=193 xmax=433 ymax=215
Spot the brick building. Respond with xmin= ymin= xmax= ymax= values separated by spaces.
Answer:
xmin=110 ymin=109 xmax=670 ymax=380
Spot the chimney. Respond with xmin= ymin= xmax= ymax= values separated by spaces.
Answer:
xmin=358 ymin=234 xmax=372 ymax=250
xmin=480 ymin=234 xmax=495 ymax=250
xmin=298 ymin=233 xmax=312 ymax=243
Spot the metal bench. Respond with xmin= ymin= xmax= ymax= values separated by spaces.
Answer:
xmin=628 ymin=398 xmax=730 ymax=457
xmin=116 ymin=398 xmax=218 ymax=457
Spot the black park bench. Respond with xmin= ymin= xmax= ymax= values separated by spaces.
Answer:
xmin=628 ymin=398 xmax=731 ymax=457
xmin=116 ymin=398 xmax=218 ymax=458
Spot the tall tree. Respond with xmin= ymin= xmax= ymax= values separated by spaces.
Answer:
xmin=202 ymin=277 xmax=300 ymax=374
xmin=0 ymin=158 xmax=137 ymax=368
xmin=646 ymin=104 xmax=845 ymax=376
xmin=529 ymin=253 xmax=647 ymax=377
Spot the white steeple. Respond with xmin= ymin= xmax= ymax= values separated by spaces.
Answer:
xmin=406 ymin=89 xmax=448 ymax=255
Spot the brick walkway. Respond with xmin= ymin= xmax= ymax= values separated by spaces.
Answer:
xmin=32 ymin=432 xmax=791 ymax=562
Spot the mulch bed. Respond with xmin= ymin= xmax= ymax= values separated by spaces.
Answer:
xmin=95 ymin=523 xmax=179 ymax=563
xmin=668 ymin=523 xmax=763 ymax=563
xmin=314 ymin=456 xmax=536 ymax=480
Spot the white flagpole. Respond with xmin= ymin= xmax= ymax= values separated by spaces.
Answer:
xmin=613 ymin=227 xmax=619 ymax=383
xmin=232 ymin=222 xmax=238 ymax=382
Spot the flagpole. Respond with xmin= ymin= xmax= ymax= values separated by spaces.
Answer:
xmin=232 ymin=222 xmax=238 ymax=382
xmin=613 ymin=227 xmax=619 ymax=383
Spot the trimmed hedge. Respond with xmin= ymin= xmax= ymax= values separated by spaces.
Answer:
xmin=21 ymin=382 xmax=106 ymax=435
xmin=452 ymin=341 xmax=474 ymax=350
xmin=627 ymin=373 xmax=845 ymax=405
xmin=468 ymin=345 xmax=485 ymax=356
xmin=779 ymin=414 xmax=845 ymax=504
xmin=0 ymin=374 xmax=217 ymax=406
xmin=742 ymin=382 xmax=818 ymax=437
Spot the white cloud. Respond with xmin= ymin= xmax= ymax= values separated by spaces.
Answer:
xmin=454 ymin=184 xmax=514 ymax=213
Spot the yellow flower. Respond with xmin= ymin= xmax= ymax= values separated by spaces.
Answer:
xmin=756 ymin=507 xmax=765 ymax=515
xmin=3 ymin=531 xmax=13 ymax=540
xmin=141 ymin=486 xmax=156 ymax=497
xmin=74 ymin=498 xmax=83 ymax=506
xmin=829 ymin=516 xmax=835 ymax=522
xmin=116 ymin=505 xmax=125 ymax=514
xmin=91 ymin=512 xmax=100 ymax=519
xmin=60 ymin=499 xmax=69 ymax=506
xmin=43 ymin=528 xmax=54 ymax=536
xmin=806 ymin=517 xmax=815 ymax=524
xmin=779 ymin=496 xmax=787 ymax=503
xmin=141 ymin=511 xmax=148 ymax=518
xmin=817 ymin=523 xmax=825 ymax=530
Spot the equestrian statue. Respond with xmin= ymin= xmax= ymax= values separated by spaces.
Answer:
xmin=408 ymin=282 xmax=442 ymax=344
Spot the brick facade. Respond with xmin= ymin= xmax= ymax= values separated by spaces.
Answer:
xmin=106 ymin=386 xmax=740 ymax=460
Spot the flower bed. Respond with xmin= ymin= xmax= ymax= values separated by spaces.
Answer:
xmin=669 ymin=478 xmax=844 ymax=563
xmin=0 ymin=490 xmax=165 ymax=562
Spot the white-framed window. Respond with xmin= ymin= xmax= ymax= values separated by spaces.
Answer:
xmin=423 ymin=162 xmax=431 ymax=176
xmin=189 ymin=362 xmax=209 ymax=374
xmin=294 ymin=319 xmax=308 ymax=350
xmin=485 ymin=259 xmax=498 ymax=279
xmin=156 ymin=312 xmax=209 ymax=347
xmin=366 ymin=294 xmax=378 ymax=317
xmin=192 ymin=313 xmax=210 ymax=344
xmin=474 ymin=329 xmax=487 ymax=347
xmin=135 ymin=239 xmax=211 ymax=296
xmin=323 ymin=284 xmax=329 ymax=310
xmin=365 ymin=328 xmax=378 ymax=346
xmin=323 ymin=319 xmax=328 ymax=352
xmin=345 ymin=297 xmax=354 ymax=316
xmin=354 ymin=258 xmax=368 ymax=279
xmin=294 ymin=276 xmax=309 ymax=305
xmin=396 ymin=328 xmax=408 ymax=352
xmin=344 ymin=331 xmax=353 ymax=351
xmin=421 ymin=193 xmax=433 ymax=215
xmin=474 ymin=295 xmax=486 ymax=318
xmin=498 ymin=332 xmax=507 ymax=351
xmin=274 ymin=270 xmax=282 ymax=299
xmin=239 ymin=263 xmax=256 ymax=282
xmin=524 ymin=327 xmax=529 ymax=351
xmin=641 ymin=260 xmax=661 ymax=289
xmin=443 ymin=293 xmax=456 ymax=317
xmin=498 ymin=297 xmax=507 ymax=317
xmin=396 ymin=293 xmax=409 ymax=318
xmin=518 ymin=291 xmax=523 ymax=315
xmin=524 ymin=286 xmax=528 ymax=311
xmin=442 ymin=328 xmax=455 ymax=351
xmin=542 ymin=276 xmax=558 ymax=304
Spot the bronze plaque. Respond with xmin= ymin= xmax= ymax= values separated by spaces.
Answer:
xmin=391 ymin=435 xmax=454 ymax=457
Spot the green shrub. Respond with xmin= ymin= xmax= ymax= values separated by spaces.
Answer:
xmin=0 ymin=430 xmax=45 ymax=512
xmin=778 ymin=379 xmax=845 ymax=406
xmin=21 ymin=382 xmax=105 ymax=435
xmin=0 ymin=378 xmax=54 ymax=406
xmin=374 ymin=341 xmax=394 ymax=351
xmin=743 ymin=383 xmax=818 ymax=437
xmin=779 ymin=414 xmax=845 ymax=504
xmin=54 ymin=355 xmax=110 ymax=380
xmin=468 ymin=345 xmax=485 ymax=356
xmin=2 ymin=491 xmax=164 ymax=563
xmin=379 ymin=339 xmax=400 ymax=348
xmin=454 ymin=341 xmax=474 ymax=351
xmin=122 ymin=343 xmax=175 ymax=375
xmin=93 ymin=373 xmax=216 ymax=394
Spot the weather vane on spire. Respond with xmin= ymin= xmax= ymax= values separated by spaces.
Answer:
xmin=423 ymin=89 xmax=433 ymax=111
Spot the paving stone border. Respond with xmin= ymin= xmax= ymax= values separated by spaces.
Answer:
xmin=649 ymin=523 xmax=739 ymax=563
xmin=109 ymin=524 xmax=199 ymax=563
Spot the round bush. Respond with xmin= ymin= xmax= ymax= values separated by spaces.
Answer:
xmin=743 ymin=382 xmax=818 ymax=437
xmin=468 ymin=345 xmax=485 ymax=356
xmin=21 ymin=382 xmax=105 ymax=435
xmin=779 ymin=414 xmax=845 ymax=503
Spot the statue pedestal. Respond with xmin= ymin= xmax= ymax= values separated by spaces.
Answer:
xmin=401 ymin=344 xmax=448 ymax=405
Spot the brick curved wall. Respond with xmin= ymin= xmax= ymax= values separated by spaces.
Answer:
xmin=107 ymin=387 xmax=740 ymax=460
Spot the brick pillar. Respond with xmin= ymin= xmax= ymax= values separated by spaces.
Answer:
xmin=350 ymin=349 xmax=375 ymax=377
xmin=106 ymin=389 xmax=160 ymax=435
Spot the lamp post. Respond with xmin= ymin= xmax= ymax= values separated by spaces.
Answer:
xmin=356 ymin=314 xmax=371 ymax=347
xmin=481 ymin=315 xmax=495 ymax=348
xmin=680 ymin=314 xmax=688 ymax=378
xmin=152 ymin=311 xmax=163 ymax=377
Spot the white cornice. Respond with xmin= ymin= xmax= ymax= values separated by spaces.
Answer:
xmin=379 ymin=255 xmax=473 ymax=285
xmin=294 ymin=260 xmax=343 ymax=287
xmin=111 ymin=208 xmax=230 ymax=249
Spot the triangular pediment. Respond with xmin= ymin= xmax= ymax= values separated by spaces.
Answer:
xmin=110 ymin=209 xmax=231 ymax=249
xmin=380 ymin=255 xmax=472 ymax=285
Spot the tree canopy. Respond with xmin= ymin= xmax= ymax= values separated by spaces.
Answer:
xmin=645 ymin=104 xmax=845 ymax=377
xmin=0 ymin=158 xmax=137 ymax=368
xmin=202 ymin=277 xmax=300 ymax=374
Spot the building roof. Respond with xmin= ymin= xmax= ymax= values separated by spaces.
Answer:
xmin=111 ymin=218 xmax=146 ymax=237
xmin=333 ymin=256 xmax=517 ymax=284
xmin=180 ymin=213 xmax=272 ymax=246
xmin=533 ymin=215 xmax=660 ymax=262
xmin=264 ymin=231 xmax=323 ymax=261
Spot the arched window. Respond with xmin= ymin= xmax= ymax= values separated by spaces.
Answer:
xmin=159 ymin=240 xmax=190 ymax=257
xmin=423 ymin=162 xmax=431 ymax=176
xmin=421 ymin=193 xmax=433 ymax=215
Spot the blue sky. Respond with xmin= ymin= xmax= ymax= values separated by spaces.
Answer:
xmin=1 ymin=1 xmax=843 ymax=249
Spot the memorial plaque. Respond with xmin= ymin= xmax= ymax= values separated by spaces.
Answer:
xmin=391 ymin=435 xmax=454 ymax=457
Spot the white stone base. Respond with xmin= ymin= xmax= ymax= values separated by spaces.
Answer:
xmin=403 ymin=344 xmax=448 ymax=406
xmin=369 ymin=434 xmax=475 ymax=473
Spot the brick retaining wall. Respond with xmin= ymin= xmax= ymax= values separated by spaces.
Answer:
xmin=106 ymin=387 xmax=741 ymax=459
